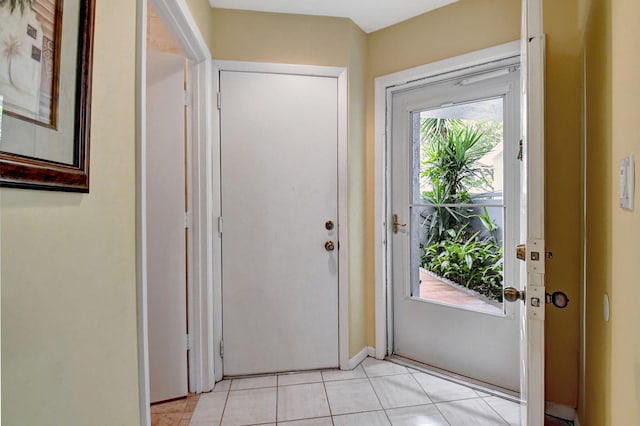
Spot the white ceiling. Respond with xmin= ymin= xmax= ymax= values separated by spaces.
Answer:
xmin=208 ymin=0 xmax=459 ymax=33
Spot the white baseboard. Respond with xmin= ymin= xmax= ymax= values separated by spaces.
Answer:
xmin=346 ymin=346 xmax=375 ymax=370
xmin=545 ymin=401 xmax=576 ymax=421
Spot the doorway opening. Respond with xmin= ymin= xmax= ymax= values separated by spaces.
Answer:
xmin=136 ymin=0 xmax=215 ymax=424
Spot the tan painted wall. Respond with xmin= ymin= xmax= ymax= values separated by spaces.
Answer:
xmin=542 ymin=0 xmax=582 ymax=407
xmin=208 ymin=9 xmax=370 ymax=357
xmin=609 ymin=1 xmax=640 ymax=423
xmin=581 ymin=0 xmax=611 ymax=424
xmin=186 ymin=0 xmax=215 ymax=50
xmin=580 ymin=0 xmax=640 ymax=424
xmin=0 ymin=0 xmax=140 ymax=424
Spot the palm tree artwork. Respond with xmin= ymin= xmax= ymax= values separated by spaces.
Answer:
xmin=1 ymin=0 xmax=33 ymax=90
xmin=2 ymin=35 xmax=22 ymax=89
xmin=0 ymin=0 xmax=33 ymax=15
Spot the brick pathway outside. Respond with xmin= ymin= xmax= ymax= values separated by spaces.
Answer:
xmin=418 ymin=269 xmax=503 ymax=315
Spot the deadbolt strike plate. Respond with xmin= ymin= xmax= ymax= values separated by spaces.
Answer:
xmin=527 ymin=285 xmax=546 ymax=321
xmin=527 ymin=239 xmax=545 ymax=274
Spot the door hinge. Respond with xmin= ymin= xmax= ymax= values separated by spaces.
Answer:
xmin=517 ymin=139 xmax=523 ymax=161
xmin=217 ymin=216 xmax=223 ymax=235
xmin=184 ymin=90 xmax=193 ymax=108
xmin=217 ymin=92 xmax=221 ymax=110
xmin=186 ymin=334 xmax=192 ymax=350
xmin=219 ymin=340 xmax=224 ymax=358
xmin=184 ymin=212 xmax=192 ymax=229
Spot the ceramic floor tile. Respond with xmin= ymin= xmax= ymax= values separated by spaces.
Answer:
xmin=229 ymin=374 xmax=277 ymax=390
xmin=321 ymin=365 xmax=367 ymax=382
xmin=362 ymin=358 xmax=409 ymax=377
xmin=221 ymin=387 xmax=277 ymax=425
xmin=412 ymin=372 xmax=479 ymax=402
xmin=484 ymin=396 xmax=522 ymax=425
xmin=152 ymin=412 xmax=185 ymax=426
xmin=385 ymin=404 xmax=449 ymax=426
xmin=324 ymin=378 xmax=382 ymax=415
xmin=279 ymin=417 xmax=334 ymax=425
xmin=333 ymin=410 xmax=391 ymax=426
xmin=189 ymin=391 xmax=227 ymax=424
xmin=278 ymin=371 xmax=323 ymax=386
xmin=277 ymin=383 xmax=331 ymax=422
xmin=151 ymin=398 xmax=189 ymax=414
xmin=437 ymin=398 xmax=508 ymax=425
xmin=212 ymin=379 xmax=232 ymax=392
xmin=369 ymin=374 xmax=431 ymax=409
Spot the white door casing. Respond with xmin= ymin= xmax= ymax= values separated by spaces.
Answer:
xmin=218 ymin=67 xmax=348 ymax=375
xmin=146 ymin=50 xmax=188 ymax=403
xmin=390 ymin=66 xmax=522 ymax=391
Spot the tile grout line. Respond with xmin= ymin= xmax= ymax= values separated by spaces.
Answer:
xmin=478 ymin=397 xmax=512 ymax=426
xmin=320 ymin=373 xmax=336 ymax=426
xmin=218 ymin=387 xmax=232 ymax=426
xmin=275 ymin=374 xmax=279 ymax=424
xmin=362 ymin=362 xmax=395 ymax=425
xmin=410 ymin=372 xmax=454 ymax=425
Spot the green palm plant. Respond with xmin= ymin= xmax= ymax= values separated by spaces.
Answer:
xmin=0 ymin=0 xmax=33 ymax=14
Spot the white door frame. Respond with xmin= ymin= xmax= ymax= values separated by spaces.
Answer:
xmin=212 ymin=61 xmax=350 ymax=374
xmin=136 ymin=1 xmax=215 ymax=424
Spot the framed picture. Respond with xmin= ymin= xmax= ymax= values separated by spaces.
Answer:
xmin=0 ymin=0 xmax=95 ymax=192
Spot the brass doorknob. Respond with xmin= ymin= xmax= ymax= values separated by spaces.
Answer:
xmin=393 ymin=214 xmax=407 ymax=234
xmin=504 ymin=287 xmax=525 ymax=303
xmin=325 ymin=241 xmax=335 ymax=251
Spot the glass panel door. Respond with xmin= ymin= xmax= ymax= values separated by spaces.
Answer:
xmin=411 ymin=98 xmax=506 ymax=315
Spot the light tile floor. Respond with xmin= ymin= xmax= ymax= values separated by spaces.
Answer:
xmin=190 ymin=357 xmax=522 ymax=425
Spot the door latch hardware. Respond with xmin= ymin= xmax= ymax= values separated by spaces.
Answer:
xmin=546 ymin=291 xmax=570 ymax=308
xmin=325 ymin=220 xmax=334 ymax=230
xmin=325 ymin=241 xmax=335 ymax=252
xmin=393 ymin=214 xmax=407 ymax=234
xmin=516 ymin=244 xmax=553 ymax=261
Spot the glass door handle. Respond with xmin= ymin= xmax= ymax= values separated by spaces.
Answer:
xmin=393 ymin=214 xmax=406 ymax=234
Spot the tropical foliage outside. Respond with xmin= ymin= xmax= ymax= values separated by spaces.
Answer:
xmin=419 ymin=117 xmax=505 ymax=302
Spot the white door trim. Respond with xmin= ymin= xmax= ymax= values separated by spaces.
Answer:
xmin=212 ymin=60 xmax=350 ymax=373
xmin=373 ymin=40 xmax=521 ymax=360
xmin=136 ymin=1 xmax=214 ymax=424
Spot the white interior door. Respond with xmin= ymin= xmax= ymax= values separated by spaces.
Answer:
xmin=390 ymin=66 xmax=522 ymax=391
xmin=146 ymin=51 xmax=188 ymax=402
xmin=220 ymin=71 xmax=339 ymax=376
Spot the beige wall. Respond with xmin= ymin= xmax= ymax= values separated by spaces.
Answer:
xmin=542 ymin=0 xmax=582 ymax=406
xmin=208 ymin=9 xmax=370 ymax=357
xmin=580 ymin=0 xmax=640 ymax=424
xmin=582 ymin=0 xmax=611 ymax=423
xmin=186 ymin=0 xmax=215 ymax=49
xmin=1 ymin=0 xmax=140 ymax=424
xmin=609 ymin=1 xmax=640 ymax=423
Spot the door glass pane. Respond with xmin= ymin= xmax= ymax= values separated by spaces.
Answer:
xmin=411 ymin=97 xmax=506 ymax=315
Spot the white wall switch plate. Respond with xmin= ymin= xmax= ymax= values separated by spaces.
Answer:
xmin=619 ymin=155 xmax=635 ymax=210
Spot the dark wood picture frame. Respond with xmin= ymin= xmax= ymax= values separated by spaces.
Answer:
xmin=0 ymin=0 xmax=95 ymax=192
